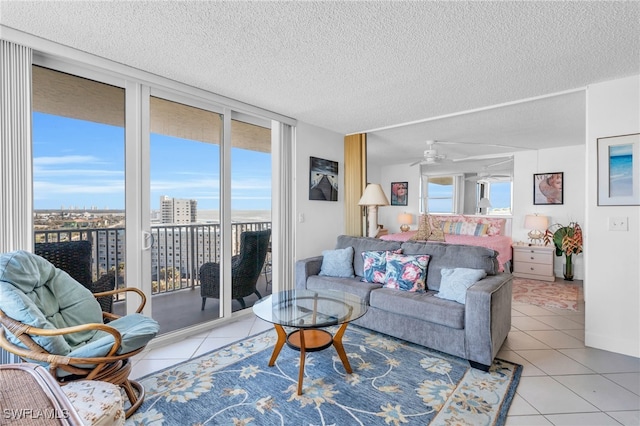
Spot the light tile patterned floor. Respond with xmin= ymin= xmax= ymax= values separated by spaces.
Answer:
xmin=130 ymin=296 xmax=640 ymax=425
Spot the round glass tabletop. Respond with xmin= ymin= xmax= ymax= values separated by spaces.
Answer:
xmin=253 ymin=289 xmax=367 ymax=328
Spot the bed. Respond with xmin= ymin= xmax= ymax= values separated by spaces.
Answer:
xmin=380 ymin=215 xmax=513 ymax=272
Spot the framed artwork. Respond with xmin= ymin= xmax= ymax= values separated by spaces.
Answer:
xmin=598 ymin=133 xmax=640 ymax=206
xmin=391 ymin=182 xmax=408 ymax=206
xmin=533 ymin=172 xmax=563 ymax=205
xmin=309 ymin=156 xmax=338 ymax=201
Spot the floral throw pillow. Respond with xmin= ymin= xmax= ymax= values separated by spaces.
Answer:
xmin=362 ymin=249 xmax=402 ymax=283
xmin=383 ymin=253 xmax=430 ymax=292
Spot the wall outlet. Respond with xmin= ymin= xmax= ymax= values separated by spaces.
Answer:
xmin=609 ymin=216 xmax=628 ymax=231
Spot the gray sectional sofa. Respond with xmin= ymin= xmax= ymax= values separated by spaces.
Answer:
xmin=295 ymin=235 xmax=512 ymax=371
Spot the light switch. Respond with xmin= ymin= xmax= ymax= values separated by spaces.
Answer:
xmin=609 ymin=216 xmax=628 ymax=231
xmin=298 ymin=213 xmax=305 ymax=223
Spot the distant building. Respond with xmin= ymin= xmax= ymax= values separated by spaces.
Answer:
xmin=160 ymin=195 xmax=197 ymax=224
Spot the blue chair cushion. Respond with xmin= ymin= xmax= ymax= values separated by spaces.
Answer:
xmin=0 ymin=251 xmax=103 ymax=354
xmin=69 ymin=313 xmax=159 ymax=358
xmin=0 ymin=251 xmax=159 ymax=361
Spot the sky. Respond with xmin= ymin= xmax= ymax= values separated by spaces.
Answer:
xmin=32 ymin=112 xmax=272 ymax=211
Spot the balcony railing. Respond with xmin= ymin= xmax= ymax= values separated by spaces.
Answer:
xmin=34 ymin=221 xmax=271 ymax=296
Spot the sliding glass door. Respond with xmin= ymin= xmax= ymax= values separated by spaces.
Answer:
xmin=30 ymin=60 xmax=281 ymax=338
xmin=32 ymin=65 xmax=127 ymax=291
xmin=149 ymin=95 xmax=223 ymax=333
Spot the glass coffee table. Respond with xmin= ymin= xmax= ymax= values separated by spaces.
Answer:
xmin=252 ymin=289 xmax=367 ymax=395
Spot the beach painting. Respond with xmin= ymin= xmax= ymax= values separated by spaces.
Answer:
xmin=598 ymin=134 xmax=640 ymax=206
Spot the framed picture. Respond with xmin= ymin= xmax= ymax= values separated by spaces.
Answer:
xmin=598 ymin=133 xmax=640 ymax=206
xmin=391 ymin=182 xmax=408 ymax=206
xmin=533 ymin=172 xmax=563 ymax=205
xmin=309 ymin=156 xmax=338 ymax=201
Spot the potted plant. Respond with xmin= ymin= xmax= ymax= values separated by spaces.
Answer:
xmin=543 ymin=221 xmax=583 ymax=281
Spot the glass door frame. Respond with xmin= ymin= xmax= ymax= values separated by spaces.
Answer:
xmin=145 ymin=88 xmax=234 ymax=320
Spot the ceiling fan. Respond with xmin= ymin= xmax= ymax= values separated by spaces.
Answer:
xmin=409 ymin=140 xmax=523 ymax=167
xmin=409 ymin=140 xmax=448 ymax=166
xmin=465 ymin=171 xmax=512 ymax=182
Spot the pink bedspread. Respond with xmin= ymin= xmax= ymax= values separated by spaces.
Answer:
xmin=380 ymin=231 xmax=513 ymax=272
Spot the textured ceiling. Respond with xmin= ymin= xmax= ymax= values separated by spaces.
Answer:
xmin=1 ymin=1 xmax=638 ymax=167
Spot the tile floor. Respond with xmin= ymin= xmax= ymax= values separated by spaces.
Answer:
xmin=130 ymin=297 xmax=640 ymax=426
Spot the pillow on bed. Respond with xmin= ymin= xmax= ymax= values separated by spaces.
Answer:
xmin=442 ymin=221 xmax=489 ymax=236
xmin=410 ymin=215 xmax=445 ymax=242
xmin=362 ymin=249 xmax=402 ymax=284
xmin=479 ymin=217 xmax=506 ymax=236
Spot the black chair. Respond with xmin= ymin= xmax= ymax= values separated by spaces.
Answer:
xmin=34 ymin=241 xmax=116 ymax=313
xmin=200 ymin=229 xmax=271 ymax=310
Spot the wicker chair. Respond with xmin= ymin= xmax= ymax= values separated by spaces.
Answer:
xmin=0 ymin=250 xmax=159 ymax=418
xmin=35 ymin=241 xmax=116 ymax=313
xmin=200 ymin=229 xmax=271 ymax=310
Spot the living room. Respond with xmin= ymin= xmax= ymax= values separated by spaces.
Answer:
xmin=1 ymin=2 xmax=638 ymax=424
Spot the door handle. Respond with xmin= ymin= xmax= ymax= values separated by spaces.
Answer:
xmin=142 ymin=231 xmax=155 ymax=250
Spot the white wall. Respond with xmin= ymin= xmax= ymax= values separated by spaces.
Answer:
xmin=376 ymin=163 xmax=421 ymax=233
xmin=294 ymin=122 xmax=346 ymax=259
xmin=512 ymin=145 xmax=586 ymax=280
xmin=585 ymin=75 xmax=640 ymax=357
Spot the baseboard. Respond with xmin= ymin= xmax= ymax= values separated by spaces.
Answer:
xmin=585 ymin=331 xmax=639 ymax=358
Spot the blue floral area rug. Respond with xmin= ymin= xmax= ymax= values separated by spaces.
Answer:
xmin=126 ymin=326 xmax=521 ymax=425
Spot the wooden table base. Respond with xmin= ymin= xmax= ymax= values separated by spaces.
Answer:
xmin=268 ymin=323 xmax=352 ymax=395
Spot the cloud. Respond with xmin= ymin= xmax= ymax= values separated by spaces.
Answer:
xmin=33 ymin=155 xmax=100 ymax=166
xmin=33 ymin=180 xmax=124 ymax=195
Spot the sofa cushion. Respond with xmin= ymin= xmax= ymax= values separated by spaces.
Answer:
xmin=306 ymin=275 xmax=382 ymax=304
xmin=435 ymin=268 xmax=487 ymax=304
xmin=400 ymin=242 xmax=499 ymax=291
xmin=335 ymin=235 xmax=401 ymax=278
xmin=362 ymin=249 xmax=402 ymax=284
xmin=319 ymin=246 xmax=355 ymax=278
xmin=383 ymin=253 xmax=429 ymax=292
xmin=369 ymin=288 xmax=465 ymax=329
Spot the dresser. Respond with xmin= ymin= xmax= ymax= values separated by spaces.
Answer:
xmin=512 ymin=244 xmax=555 ymax=281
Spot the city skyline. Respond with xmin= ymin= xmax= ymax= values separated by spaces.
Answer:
xmin=32 ymin=112 xmax=272 ymax=211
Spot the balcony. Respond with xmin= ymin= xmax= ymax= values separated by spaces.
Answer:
xmin=34 ymin=221 xmax=272 ymax=335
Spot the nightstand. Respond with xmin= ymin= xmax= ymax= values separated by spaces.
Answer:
xmin=512 ymin=244 xmax=555 ymax=282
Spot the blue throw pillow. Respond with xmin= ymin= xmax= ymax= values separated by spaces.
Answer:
xmin=435 ymin=268 xmax=487 ymax=304
xmin=319 ymin=247 xmax=355 ymax=278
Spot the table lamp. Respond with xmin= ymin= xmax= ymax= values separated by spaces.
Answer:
xmin=397 ymin=213 xmax=414 ymax=232
xmin=358 ymin=184 xmax=390 ymax=238
xmin=478 ymin=197 xmax=492 ymax=214
xmin=524 ymin=214 xmax=549 ymax=244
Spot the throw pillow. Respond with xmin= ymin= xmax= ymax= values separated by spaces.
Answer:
xmin=384 ymin=252 xmax=430 ymax=292
xmin=435 ymin=268 xmax=487 ymax=304
xmin=319 ymin=246 xmax=355 ymax=278
xmin=410 ymin=215 xmax=445 ymax=242
xmin=361 ymin=249 xmax=402 ymax=283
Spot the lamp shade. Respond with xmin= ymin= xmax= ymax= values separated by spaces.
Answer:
xmin=524 ymin=214 xmax=549 ymax=230
xmin=397 ymin=213 xmax=414 ymax=225
xmin=358 ymin=184 xmax=390 ymax=206
xmin=478 ymin=198 xmax=492 ymax=208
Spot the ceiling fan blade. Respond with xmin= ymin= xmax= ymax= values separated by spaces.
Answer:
xmin=452 ymin=153 xmax=514 ymax=162
xmin=409 ymin=159 xmax=423 ymax=166
xmin=486 ymin=158 xmax=514 ymax=168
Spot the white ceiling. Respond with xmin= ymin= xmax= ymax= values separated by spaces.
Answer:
xmin=1 ymin=1 xmax=638 ymax=170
